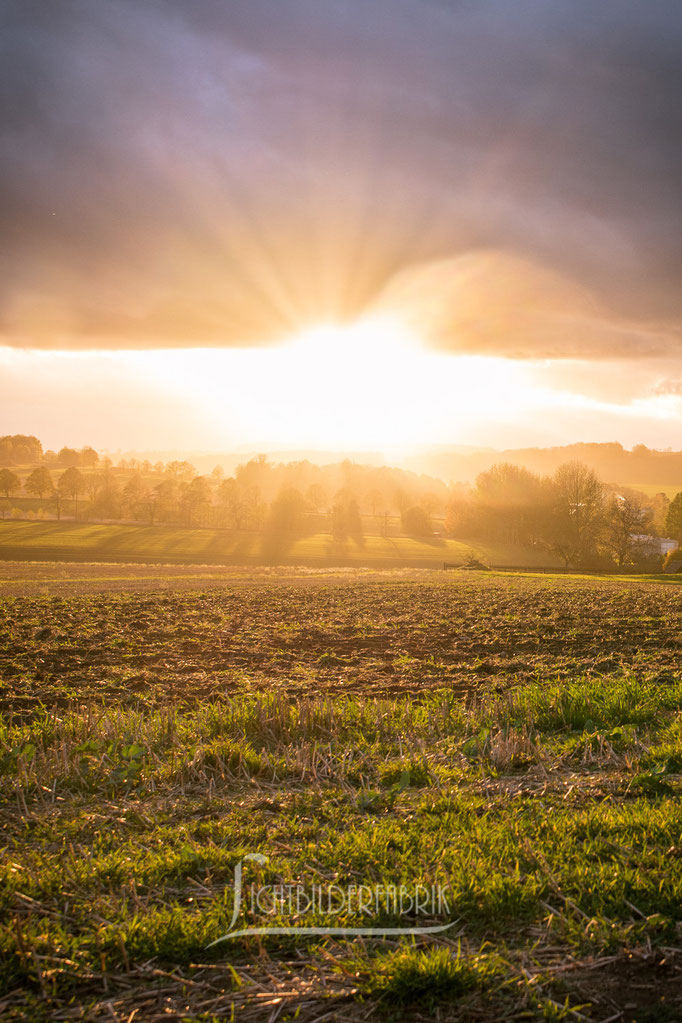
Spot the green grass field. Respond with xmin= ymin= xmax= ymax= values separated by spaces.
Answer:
xmin=0 ymin=520 xmax=562 ymax=569
xmin=1 ymin=569 xmax=682 ymax=1020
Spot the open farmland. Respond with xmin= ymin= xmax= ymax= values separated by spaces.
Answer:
xmin=0 ymin=520 xmax=563 ymax=571
xmin=1 ymin=567 xmax=682 ymax=1021
xmin=2 ymin=567 xmax=682 ymax=710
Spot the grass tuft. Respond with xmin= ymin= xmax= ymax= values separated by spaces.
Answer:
xmin=354 ymin=944 xmax=502 ymax=1008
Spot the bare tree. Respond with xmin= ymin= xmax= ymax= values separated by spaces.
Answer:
xmin=603 ymin=493 xmax=652 ymax=568
xmin=49 ymin=490 xmax=64 ymax=521
xmin=475 ymin=463 xmax=547 ymax=546
xmin=545 ymin=462 xmax=605 ymax=568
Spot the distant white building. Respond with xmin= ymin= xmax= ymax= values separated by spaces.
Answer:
xmin=631 ymin=535 xmax=679 ymax=556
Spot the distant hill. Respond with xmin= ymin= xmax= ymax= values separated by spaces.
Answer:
xmin=406 ymin=443 xmax=682 ymax=488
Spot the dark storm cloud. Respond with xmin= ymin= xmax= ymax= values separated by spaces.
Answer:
xmin=0 ymin=0 xmax=680 ymax=353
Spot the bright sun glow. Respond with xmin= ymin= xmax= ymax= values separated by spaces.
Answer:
xmin=2 ymin=324 xmax=681 ymax=453
xmin=4 ymin=316 xmax=680 ymax=454
xmin=123 ymin=315 xmax=539 ymax=453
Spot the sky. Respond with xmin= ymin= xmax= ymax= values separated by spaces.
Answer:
xmin=1 ymin=0 xmax=681 ymax=455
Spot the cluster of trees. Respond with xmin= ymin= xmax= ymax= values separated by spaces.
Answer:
xmin=46 ymin=446 xmax=99 ymax=467
xmin=0 ymin=434 xmax=98 ymax=468
xmin=0 ymin=435 xmax=43 ymax=465
xmin=0 ymin=465 xmax=97 ymax=519
xmin=0 ymin=447 xmax=452 ymax=546
xmin=0 ymin=435 xmax=450 ymax=530
xmin=446 ymin=462 xmax=672 ymax=569
xmin=0 ymin=462 xmax=216 ymax=524
xmin=2 ymin=434 xmax=679 ymax=570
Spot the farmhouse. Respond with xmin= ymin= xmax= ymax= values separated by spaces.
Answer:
xmin=631 ymin=534 xmax=678 ymax=557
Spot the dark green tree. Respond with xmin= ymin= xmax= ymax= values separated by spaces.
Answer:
xmin=665 ymin=492 xmax=682 ymax=540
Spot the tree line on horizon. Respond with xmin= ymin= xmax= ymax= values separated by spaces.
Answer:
xmin=0 ymin=434 xmax=680 ymax=569
xmin=416 ymin=440 xmax=682 ymax=488
xmin=0 ymin=448 xmax=447 ymax=543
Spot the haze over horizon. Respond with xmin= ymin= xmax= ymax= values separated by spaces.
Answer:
xmin=1 ymin=0 xmax=681 ymax=451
